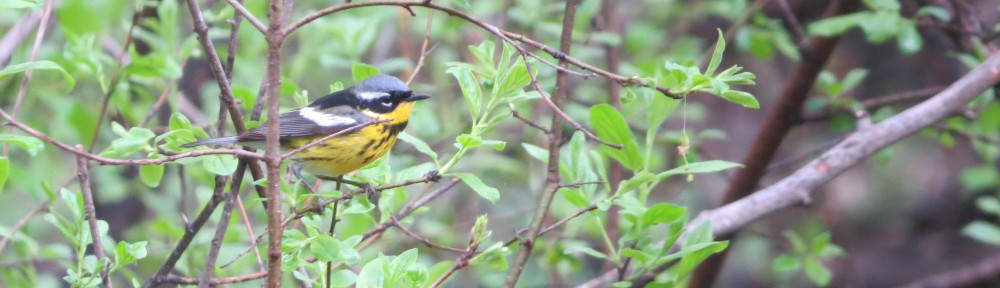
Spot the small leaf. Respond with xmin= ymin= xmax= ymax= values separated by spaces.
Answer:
xmin=521 ymin=143 xmax=549 ymax=163
xmin=0 ymin=60 xmax=75 ymax=91
xmin=705 ymin=29 xmax=726 ymax=76
xmin=202 ymin=155 xmax=238 ymax=175
xmin=803 ymin=257 xmax=832 ymax=286
xmin=564 ymin=246 xmax=607 ymax=259
xmin=0 ymin=134 xmax=44 ymax=156
xmin=589 ymin=104 xmax=643 ymax=170
xmin=915 ymin=6 xmax=950 ymax=22
xmin=808 ymin=13 xmax=866 ymax=37
xmin=451 ymin=173 xmax=500 ymax=203
xmin=772 ymin=254 xmax=801 ymax=273
xmin=310 ymin=235 xmax=342 ymax=262
xmin=720 ymin=90 xmax=760 ymax=109
xmin=456 ymin=134 xmax=483 ymax=149
xmin=0 ymin=157 xmax=8 ymax=193
xmin=398 ymin=132 xmax=438 ymax=166
xmin=352 ymin=63 xmax=381 ymax=83
xmin=560 ymin=188 xmax=589 ymax=207
xmin=327 ymin=270 xmax=358 ymax=288
xmin=447 ymin=67 xmax=483 ymax=120
xmin=139 ymin=164 xmax=164 ymax=188
xmin=658 ymin=160 xmax=744 ymax=179
xmin=963 ymin=221 xmax=1000 ymax=246
xmin=641 ymin=203 xmax=687 ymax=227
xmin=897 ymin=22 xmax=922 ymax=55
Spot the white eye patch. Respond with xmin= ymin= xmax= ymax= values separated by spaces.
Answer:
xmin=299 ymin=107 xmax=357 ymax=127
xmin=357 ymin=91 xmax=390 ymax=101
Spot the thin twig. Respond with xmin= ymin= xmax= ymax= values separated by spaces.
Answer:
xmin=390 ymin=215 xmax=465 ymax=252
xmin=282 ymin=1 xmax=678 ymax=98
xmin=0 ymin=10 xmax=40 ymax=67
xmin=225 ymin=0 xmax=268 ymax=34
xmin=4 ymin=0 xmax=54 ymax=157
xmin=505 ymin=204 xmax=597 ymax=247
xmin=197 ymin=163 xmax=248 ymax=288
xmin=406 ymin=10 xmax=435 ymax=85
xmin=263 ymin=0 xmax=287 ymax=284
xmin=75 ymin=145 xmax=110 ymax=288
xmin=509 ymin=103 xmax=549 ymax=133
xmin=87 ymin=11 xmax=142 ymax=153
xmin=0 ymin=200 xmax=50 ymax=254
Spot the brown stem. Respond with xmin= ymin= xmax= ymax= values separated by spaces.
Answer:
xmin=264 ymin=1 xmax=287 ymax=286
xmin=75 ymin=145 xmax=111 ymax=288
xmin=197 ymin=163 xmax=248 ymax=287
xmin=87 ymin=10 xmax=141 ymax=153
xmin=502 ymin=1 xmax=578 ymax=286
xmin=0 ymin=200 xmax=50 ymax=254
xmin=156 ymin=272 xmax=268 ymax=285
xmin=4 ymin=0 xmax=54 ymax=157
xmin=390 ymin=215 xmax=465 ymax=252
xmin=901 ymin=253 xmax=1000 ymax=288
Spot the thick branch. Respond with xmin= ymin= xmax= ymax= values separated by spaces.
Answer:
xmin=578 ymin=46 xmax=1000 ymax=288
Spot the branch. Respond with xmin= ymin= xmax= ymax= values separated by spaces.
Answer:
xmin=156 ymin=272 xmax=268 ymax=285
xmin=75 ymin=145 xmax=110 ymax=288
xmin=87 ymin=10 xmax=141 ymax=153
xmin=690 ymin=0 xmax=859 ymax=285
xmin=503 ymin=1 xmax=579 ymax=286
xmin=284 ymin=1 xmax=676 ymax=98
xmin=0 ymin=200 xmax=49 ymax=254
xmin=577 ymin=47 xmax=1000 ymax=288
xmin=263 ymin=0 xmax=287 ymax=285
xmin=390 ymin=215 xmax=465 ymax=253
xmin=226 ymin=0 xmax=268 ymax=34
xmin=4 ymin=0 xmax=54 ymax=156
xmin=901 ymin=253 xmax=1000 ymax=288
xmin=0 ymin=8 xmax=40 ymax=67
xmin=197 ymin=163 xmax=248 ymax=287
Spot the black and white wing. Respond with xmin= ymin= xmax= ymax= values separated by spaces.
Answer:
xmin=237 ymin=106 xmax=371 ymax=142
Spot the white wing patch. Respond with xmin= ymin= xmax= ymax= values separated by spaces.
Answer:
xmin=299 ymin=107 xmax=357 ymax=127
xmin=357 ymin=91 xmax=389 ymax=101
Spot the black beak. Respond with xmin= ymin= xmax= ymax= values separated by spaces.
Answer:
xmin=405 ymin=93 xmax=431 ymax=102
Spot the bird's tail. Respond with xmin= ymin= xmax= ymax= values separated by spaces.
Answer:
xmin=181 ymin=136 xmax=241 ymax=148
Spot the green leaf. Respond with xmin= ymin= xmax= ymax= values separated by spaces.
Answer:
xmin=521 ymin=143 xmax=549 ymax=163
xmin=481 ymin=140 xmax=506 ymax=151
xmin=976 ymin=196 xmax=1000 ymax=216
xmin=560 ymin=188 xmax=589 ymax=207
xmin=641 ymin=203 xmax=687 ymax=227
xmin=202 ymin=155 xmax=238 ymax=175
xmin=0 ymin=60 xmax=75 ymax=91
xmin=719 ymin=90 xmax=759 ymax=109
xmin=564 ymin=246 xmax=607 ymax=259
xmin=785 ymin=231 xmax=808 ymax=252
xmin=0 ymin=0 xmax=40 ymax=9
xmin=139 ymin=164 xmax=164 ymax=188
xmin=963 ymin=221 xmax=1000 ymax=246
xmin=451 ymin=173 xmax=499 ymax=203
xmin=896 ymin=22 xmax=922 ymax=55
xmin=447 ymin=67 xmax=483 ymax=120
xmin=0 ymin=157 xmax=8 ymax=193
xmin=916 ymin=6 xmax=950 ymax=22
xmin=101 ymin=127 xmax=156 ymax=158
xmin=865 ymin=0 xmax=900 ymax=11
xmin=327 ymin=270 xmax=358 ymax=288
xmin=310 ymin=235 xmax=343 ymax=262
xmin=589 ymin=104 xmax=643 ymax=170
xmin=803 ymin=257 xmax=832 ymax=287
xmin=961 ymin=165 xmax=1000 ymax=191
xmin=0 ymin=134 xmax=44 ymax=156
xmin=398 ymin=132 xmax=438 ymax=166
xmin=658 ymin=160 xmax=744 ymax=179
xmin=456 ymin=134 xmax=482 ymax=149
xmin=808 ymin=13 xmax=866 ymax=37
xmin=859 ymin=12 xmax=901 ymax=43
xmin=352 ymin=63 xmax=381 ymax=83
xmin=705 ymin=29 xmax=726 ymax=76
xmin=772 ymin=254 xmax=800 ymax=273
xmin=622 ymin=248 xmax=653 ymax=263
xmin=357 ymin=256 xmax=386 ymax=288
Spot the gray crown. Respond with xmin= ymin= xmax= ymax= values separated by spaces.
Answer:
xmin=355 ymin=74 xmax=410 ymax=93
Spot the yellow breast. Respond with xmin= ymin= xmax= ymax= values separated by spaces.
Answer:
xmin=287 ymin=121 xmax=407 ymax=177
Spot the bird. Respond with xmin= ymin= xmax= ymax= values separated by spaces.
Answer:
xmin=183 ymin=74 xmax=430 ymax=179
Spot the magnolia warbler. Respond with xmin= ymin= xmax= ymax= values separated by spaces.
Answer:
xmin=183 ymin=74 xmax=430 ymax=178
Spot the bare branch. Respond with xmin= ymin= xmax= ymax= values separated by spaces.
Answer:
xmin=5 ymin=0 xmax=54 ymax=156
xmin=226 ymin=0 xmax=268 ymax=34
xmin=75 ymin=145 xmax=111 ymax=288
